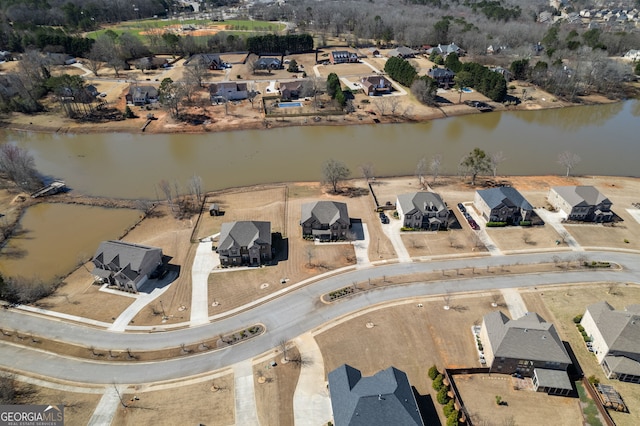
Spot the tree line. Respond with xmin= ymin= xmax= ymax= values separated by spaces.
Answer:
xmin=246 ymin=34 xmax=314 ymax=54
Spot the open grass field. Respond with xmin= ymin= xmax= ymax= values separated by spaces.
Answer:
xmin=112 ymin=373 xmax=234 ymax=426
xmin=520 ymin=283 xmax=640 ymax=426
xmin=91 ymin=18 xmax=284 ymax=41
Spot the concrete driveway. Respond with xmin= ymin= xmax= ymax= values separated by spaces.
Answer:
xmin=381 ymin=217 xmax=411 ymax=262
xmin=535 ymin=208 xmax=583 ymax=251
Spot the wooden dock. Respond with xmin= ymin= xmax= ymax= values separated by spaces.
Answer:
xmin=30 ymin=181 xmax=66 ymax=198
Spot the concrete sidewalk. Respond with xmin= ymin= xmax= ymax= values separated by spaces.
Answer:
xmin=190 ymin=234 xmax=220 ymax=326
xmin=293 ymin=334 xmax=332 ymax=426
xmin=88 ymin=386 xmax=123 ymax=426
xmin=233 ymin=360 xmax=259 ymax=426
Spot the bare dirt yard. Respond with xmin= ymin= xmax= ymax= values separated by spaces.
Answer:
xmin=112 ymin=373 xmax=234 ymax=426
xmin=315 ymin=292 xmax=507 ymax=425
xmin=454 ymin=373 xmax=582 ymax=426
xmin=520 ymin=283 xmax=640 ymax=426
xmin=253 ymin=347 xmax=301 ymax=426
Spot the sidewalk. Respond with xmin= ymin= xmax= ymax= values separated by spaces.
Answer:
xmin=233 ymin=360 xmax=259 ymax=426
xmin=535 ymin=208 xmax=583 ymax=251
xmin=87 ymin=386 xmax=123 ymax=426
xmin=293 ymin=334 xmax=333 ymax=426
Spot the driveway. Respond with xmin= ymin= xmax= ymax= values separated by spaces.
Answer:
xmin=535 ymin=208 xmax=583 ymax=251
xmin=381 ymin=218 xmax=411 ymax=262
xmin=190 ymin=234 xmax=220 ymax=326
xmin=463 ymin=203 xmax=502 ymax=256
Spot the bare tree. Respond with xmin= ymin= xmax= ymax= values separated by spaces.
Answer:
xmin=359 ymin=163 xmax=375 ymax=183
xmin=557 ymin=151 xmax=581 ymax=177
xmin=288 ymin=353 xmax=314 ymax=368
xmin=0 ymin=144 xmax=40 ymax=190
xmin=430 ymin=154 xmax=442 ymax=183
xmin=374 ymin=97 xmax=389 ymax=116
xmin=158 ymin=180 xmax=173 ymax=209
xmin=388 ymin=97 xmax=401 ymax=116
xmin=490 ymin=151 xmax=507 ymax=178
xmin=415 ymin=157 xmax=427 ymax=186
xmin=322 ymin=159 xmax=350 ymax=193
xmin=184 ymin=57 xmax=208 ymax=88
xmin=278 ymin=338 xmax=290 ymax=362
xmin=188 ymin=174 xmax=203 ymax=203
xmin=305 ymin=246 xmax=315 ymax=268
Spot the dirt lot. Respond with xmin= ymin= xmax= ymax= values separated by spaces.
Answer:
xmin=315 ymin=292 xmax=505 ymax=425
xmin=38 ymin=204 xmax=196 ymax=326
xmin=253 ymin=347 xmax=301 ymax=426
xmin=454 ymin=373 xmax=582 ymax=426
xmin=521 ymin=283 xmax=640 ymax=426
xmin=112 ymin=373 xmax=234 ymax=426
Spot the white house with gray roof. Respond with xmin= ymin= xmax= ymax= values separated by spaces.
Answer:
xmin=581 ymin=301 xmax=640 ymax=383
xmin=328 ymin=364 xmax=424 ymax=426
xmin=216 ymin=221 xmax=272 ymax=266
xmin=300 ymin=201 xmax=350 ymax=240
xmin=548 ymin=186 xmax=613 ymax=222
xmin=92 ymin=240 xmax=163 ymax=293
xmin=474 ymin=187 xmax=533 ymax=224
xmin=396 ymin=192 xmax=449 ymax=230
xmin=480 ymin=311 xmax=573 ymax=395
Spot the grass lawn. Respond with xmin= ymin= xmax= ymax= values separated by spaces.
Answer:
xmin=576 ymin=381 xmax=604 ymax=426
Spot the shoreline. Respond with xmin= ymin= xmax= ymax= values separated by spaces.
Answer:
xmin=1 ymin=91 xmax=617 ymax=136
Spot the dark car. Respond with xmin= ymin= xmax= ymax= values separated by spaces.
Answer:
xmin=469 ymin=220 xmax=479 ymax=230
xmin=380 ymin=213 xmax=389 ymax=224
xmin=464 ymin=212 xmax=472 ymax=220
xmin=457 ymin=203 xmax=466 ymax=213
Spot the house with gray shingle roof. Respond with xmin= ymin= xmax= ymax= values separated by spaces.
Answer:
xmin=426 ymin=42 xmax=463 ymax=57
xmin=548 ymin=186 xmax=613 ymax=222
xmin=360 ymin=75 xmax=393 ymax=96
xmin=581 ymin=301 xmax=640 ymax=383
xmin=474 ymin=187 xmax=533 ymax=224
xmin=300 ymin=201 xmax=350 ymax=240
xmin=92 ymin=240 xmax=163 ymax=293
xmin=480 ymin=311 xmax=573 ymax=395
xmin=396 ymin=192 xmax=449 ymax=230
xmin=328 ymin=364 xmax=424 ymax=426
xmin=217 ymin=221 xmax=272 ymax=266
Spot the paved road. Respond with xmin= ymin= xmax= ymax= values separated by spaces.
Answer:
xmin=0 ymin=250 xmax=637 ymax=384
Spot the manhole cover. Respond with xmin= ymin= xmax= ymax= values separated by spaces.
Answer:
xmin=260 ymin=283 xmax=269 ymax=290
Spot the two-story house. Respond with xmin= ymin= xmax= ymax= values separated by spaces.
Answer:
xmin=300 ymin=201 xmax=350 ymax=240
xmin=474 ymin=187 xmax=533 ymax=224
xmin=480 ymin=311 xmax=573 ymax=395
xmin=427 ymin=67 xmax=456 ymax=88
xmin=360 ymin=76 xmax=393 ymax=96
xmin=92 ymin=240 xmax=163 ymax=293
xmin=210 ymin=82 xmax=248 ymax=102
xmin=216 ymin=221 xmax=272 ymax=266
xmin=396 ymin=192 xmax=449 ymax=230
xmin=548 ymin=186 xmax=613 ymax=222
xmin=330 ymin=51 xmax=359 ymax=64
xmin=581 ymin=301 xmax=640 ymax=383
xmin=126 ymin=85 xmax=158 ymax=106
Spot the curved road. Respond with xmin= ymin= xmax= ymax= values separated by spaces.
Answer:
xmin=0 ymin=250 xmax=638 ymax=384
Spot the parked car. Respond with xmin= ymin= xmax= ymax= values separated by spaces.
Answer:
xmin=464 ymin=212 xmax=472 ymax=220
xmin=457 ymin=203 xmax=466 ymax=213
xmin=469 ymin=220 xmax=479 ymax=230
xmin=380 ymin=212 xmax=389 ymax=224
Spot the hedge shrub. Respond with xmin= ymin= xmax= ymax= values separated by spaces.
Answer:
xmin=432 ymin=374 xmax=444 ymax=391
xmin=428 ymin=365 xmax=439 ymax=380
xmin=486 ymin=221 xmax=508 ymax=227
xmin=437 ymin=387 xmax=451 ymax=405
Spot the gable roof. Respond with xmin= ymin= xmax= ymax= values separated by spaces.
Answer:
xmin=483 ymin=311 xmax=571 ymax=364
xmin=586 ymin=301 xmax=640 ymax=354
xmin=256 ymin=57 xmax=281 ymax=68
xmin=428 ymin=68 xmax=456 ymax=78
xmin=218 ymin=221 xmax=271 ymax=251
xmin=210 ymin=82 xmax=248 ymax=93
xmin=184 ymin=53 xmax=221 ymax=66
xmin=477 ymin=187 xmax=533 ymax=211
xmin=93 ymin=240 xmax=162 ymax=272
xmin=397 ymin=192 xmax=447 ymax=215
xmin=128 ymin=85 xmax=158 ymax=98
xmin=280 ymin=80 xmax=304 ymax=92
xmin=551 ymin=186 xmax=610 ymax=208
xmin=328 ymin=364 xmax=424 ymax=426
xmin=301 ymin=201 xmax=349 ymax=226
